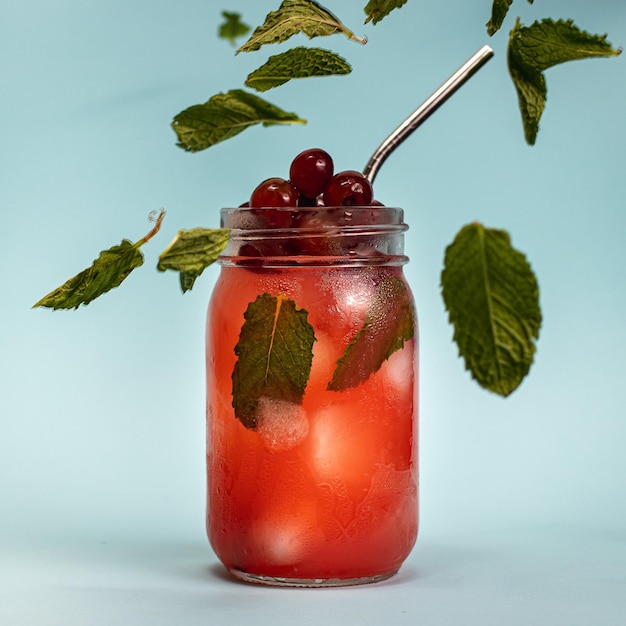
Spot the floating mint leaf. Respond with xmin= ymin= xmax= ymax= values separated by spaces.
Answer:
xmin=179 ymin=271 xmax=201 ymax=293
xmin=486 ymin=0 xmax=512 ymax=36
xmin=511 ymin=18 xmax=622 ymax=70
xmin=508 ymin=18 xmax=622 ymax=145
xmin=364 ymin=0 xmax=407 ymax=25
xmin=245 ymin=46 xmax=351 ymax=92
xmin=441 ymin=223 xmax=541 ymax=397
xmin=34 ymin=242 xmax=144 ymax=310
xmin=157 ymin=227 xmax=230 ymax=293
xmin=237 ymin=0 xmax=366 ymax=54
xmin=34 ymin=210 xmax=165 ymax=310
xmin=218 ymin=11 xmax=250 ymax=46
xmin=171 ymin=89 xmax=306 ymax=152
xmin=232 ymin=293 xmax=315 ymax=430
xmin=508 ymin=52 xmax=545 ymax=146
xmin=328 ymin=275 xmax=415 ymax=391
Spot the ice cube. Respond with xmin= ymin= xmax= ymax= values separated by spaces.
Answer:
xmin=307 ymin=404 xmax=381 ymax=490
xmin=316 ymin=269 xmax=377 ymax=335
xmin=253 ymin=518 xmax=311 ymax=566
xmin=255 ymin=397 xmax=309 ymax=452
xmin=305 ymin=331 xmax=341 ymax=397
xmin=309 ymin=406 xmax=345 ymax=478
xmin=382 ymin=344 xmax=415 ymax=396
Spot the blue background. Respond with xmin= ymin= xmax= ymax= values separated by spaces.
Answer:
xmin=1 ymin=1 xmax=625 ymax=623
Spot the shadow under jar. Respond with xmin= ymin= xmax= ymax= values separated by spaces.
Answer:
xmin=206 ymin=206 xmax=419 ymax=587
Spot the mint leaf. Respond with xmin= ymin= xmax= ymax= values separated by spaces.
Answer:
xmin=218 ymin=11 xmax=250 ymax=46
xmin=486 ymin=0 xmax=535 ymax=35
xmin=511 ymin=18 xmax=622 ymax=71
xmin=328 ymin=275 xmax=415 ymax=391
xmin=157 ymin=227 xmax=230 ymax=293
xmin=364 ymin=0 xmax=407 ymax=25
xmin=171 ymin=89 xmax=306 ymax=152
xmin=486 ymin=0 xmax=512 ymax=36
xmin=34 ymin=242 xmax=144 ymax=310
xmin=237 ymin=0 xmax=366 ymax=54
xmin=441 ymin=223 xmax=541 ymax=397
xmin=245 ymin=46 xmax=351 ymax=92
xmin=34 ymin=210 xmax=165 ymax=310
xmin=232 ymin=293 xmax=315 ymax=430
xmin=508 ymin=18 xmax=622 ymax=145
xmin=508 ymin=52 xmax=546 ymax=146
xmin=179 ymin=271 xmax=200 ymax=293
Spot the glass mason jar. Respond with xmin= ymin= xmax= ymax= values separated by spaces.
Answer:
xmin=205 ymin=205 xmax=418 ymax=587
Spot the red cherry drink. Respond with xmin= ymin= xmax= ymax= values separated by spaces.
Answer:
xmin=205 ymin=151 xmax=418 ymax=586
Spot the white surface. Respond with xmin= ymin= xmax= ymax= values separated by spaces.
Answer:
xmin=2 ymin=524 xmax=624 ymax=625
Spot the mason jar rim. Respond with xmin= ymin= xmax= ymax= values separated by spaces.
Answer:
xmin=218 ymin=205 xmax=409 ymax=268
xmin=220 ymin=205 xmax=406 ymax=228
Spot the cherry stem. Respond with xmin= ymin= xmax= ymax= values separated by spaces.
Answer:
xmin=363 ymin=45 xmax=494 ymax=184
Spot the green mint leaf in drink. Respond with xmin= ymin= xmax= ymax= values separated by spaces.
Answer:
xmin=245 ymin=46 xmax=351 ymax=92
xmin=171 ymin=89 xmax=306 ymax=152
xmin=508 ymin=18 xmax=622 ymax=145
xmin=328 ymin=275 xmax=415 ymax=391
xmin=232 ymin=293 xmax=315 ymax=430
xmin=218 ymin=11 xmax=250 ymax=46
xmin=236 ymin=0 xmax=366 ymax=54
xmin=486 ymin=0 xmax=513 ymax=36
xmin=34 ymin=210 xmax=166 ymax=310
xmin=363 ymin=0 xmax=407 ymax=25
xmin=157 ymin=227 xmax=231 ymax=293
xmin=441 ymin=223 xmax=542 ymax=397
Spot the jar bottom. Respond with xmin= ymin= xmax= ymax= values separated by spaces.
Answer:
xmin=227 ymin=568 xmax=398 ymax=588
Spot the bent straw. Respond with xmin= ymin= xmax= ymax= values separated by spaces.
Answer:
xmin=363 ymin=45 xmax=494 ymax=184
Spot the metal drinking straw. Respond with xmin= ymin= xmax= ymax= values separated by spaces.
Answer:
xmin=363 ymin=45 xmax=494 ymax=184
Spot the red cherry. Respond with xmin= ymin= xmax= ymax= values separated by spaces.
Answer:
xmin=250 ymin=177 xmax=298 ymax=208
xmin=289 ymin=148 xmax=334 ymax=199
xmin=294 ymin=209 xmax=342 ymax=256
xmin=323 ymin=171 xmax=373 ymax=207
xmin=250 ymin=177 xmax=299 ymax=228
